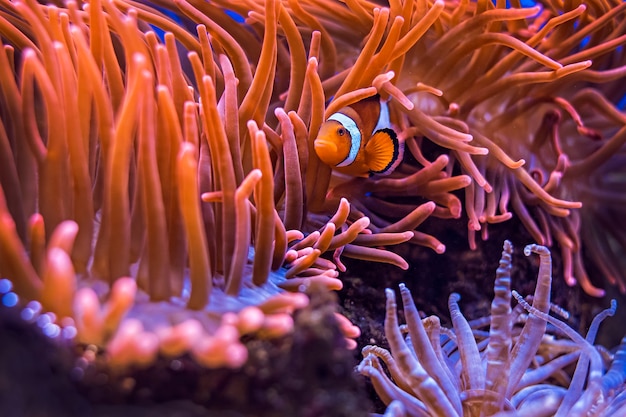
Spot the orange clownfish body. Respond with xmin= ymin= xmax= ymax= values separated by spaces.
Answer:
xmin=314 ymin=95 xmax=404 ymax=177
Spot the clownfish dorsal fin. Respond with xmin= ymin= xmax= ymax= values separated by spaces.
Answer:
xmin=364 ymin=128 xmax=403 ymax=175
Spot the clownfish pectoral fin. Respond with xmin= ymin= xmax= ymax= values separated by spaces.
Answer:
xmin=364 ymin=128 xmax=403 ymax=175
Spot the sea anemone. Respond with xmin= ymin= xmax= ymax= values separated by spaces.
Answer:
xmin=266 ymin=0 xmax=626 ymax=296
xmin=358 ymin=241 xmax=626 ymax=416
xmin=0 ymin=0 xmax=419 ymax=370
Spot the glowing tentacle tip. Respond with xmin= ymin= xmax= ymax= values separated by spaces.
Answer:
xmin=261 ymin=314 xmax=294 ymax=338
xmin=107 ymin=319 xmax=158 ymax=369
xmin=224 ymin=344 xmax=248 ymax=369
xmin=104 ymin=277 xmax=137 ymax=326
xmin=237 ymin=306 xmax=265 ymax=334
xmin=74 ymin=287 xmax=104 ymax=345
xmin=334 ymin=312 xmax=361 ymax=339
xmin=565 ymin=275 xmax=577 ymax=287
xmin=192 ymin=331 xmax=248 ymax=369
xmin=48 ymin=220 xmax=79 ymax=253
xmin=41 ymin=248 xmax=76 ymax=318
xmin=157 ymin=319 xmax=204 ymax=357
xmin=133 ymin=332 xmax=160 ymax=368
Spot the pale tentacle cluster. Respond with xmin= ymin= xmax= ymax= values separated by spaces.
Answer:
xmin=359 ymin=241 xmax=626 ymax=416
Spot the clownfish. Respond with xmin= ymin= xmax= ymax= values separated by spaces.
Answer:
xmin=314 ymin=95 xmax=404 ymax=177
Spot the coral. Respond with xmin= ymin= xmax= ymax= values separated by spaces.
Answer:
xmin=358 ymin=241 xmax=626 ymax=416
xmin=0 ymin=282 xmax=370 ymax=416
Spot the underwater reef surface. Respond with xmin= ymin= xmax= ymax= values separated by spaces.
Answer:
xmin=0 ymin=291 xmax=371 ymax=417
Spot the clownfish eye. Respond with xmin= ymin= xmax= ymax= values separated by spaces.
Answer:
xmin=337 ymin=127 xmax=346 ymax=136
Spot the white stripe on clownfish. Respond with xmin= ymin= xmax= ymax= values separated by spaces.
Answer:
xmin=327 ymin=112 xmax=361 ymax=167
xmin=372 ymin=99 xmax=390 ymax=134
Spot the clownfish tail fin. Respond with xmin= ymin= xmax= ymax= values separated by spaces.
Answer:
xmin=365 ymin=128 xmax=404 ymax=176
